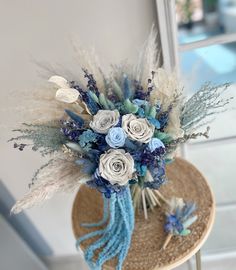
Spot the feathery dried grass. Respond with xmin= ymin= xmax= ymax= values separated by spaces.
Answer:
xmin=11 ymin=154 xmax=90 ymax=214
xmin=135 ymin=25 xmax=161 ymax=88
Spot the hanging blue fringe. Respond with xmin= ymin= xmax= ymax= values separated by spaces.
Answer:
xmin=76 ymin=186 xmax=134 ymax=270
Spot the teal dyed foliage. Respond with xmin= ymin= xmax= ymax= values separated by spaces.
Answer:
xmin=79 ymin=130 xmax=98 ymax=151
xmin=147 ymin=117 xmax=160 ymax=129
xmin=9 ymin=122 xmax=66 ymax=156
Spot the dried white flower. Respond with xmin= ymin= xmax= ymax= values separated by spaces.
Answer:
xmin=99 ymin=149 xmax=135 ymax=186
xmin=90 ymin=110 xmax=120 ymax=134
xmin=151 ymin=68 xmax=180 ymax=110
xmin=49 ymin=75 xmax=80 ymax=104
xmin=122 ymin=114 xmax=154 ymax=143
xmin=48 ymin=75 xmax=69 ymax=88
xmin=55 ymin=88 xmax=80 ymax=103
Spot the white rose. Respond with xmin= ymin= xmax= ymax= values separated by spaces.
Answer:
xmin=90 ymin=110 xmax=120 ymax=134
xmin=122 ymin=114 xmax=155 ymax=143
xmin=99 ymin=149 xmax=135 ymax=186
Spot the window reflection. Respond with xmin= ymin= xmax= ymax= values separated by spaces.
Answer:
xmin=176 ymin=0 xmax=236 ymax=44
xmin=180 ymin=42 xmax=236 ymax=90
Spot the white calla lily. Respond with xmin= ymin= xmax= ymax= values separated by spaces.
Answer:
xmin=48 ymin=75 xmax=69 ymax=88
xmin=55 ymin=88 xmax=79 ymax=103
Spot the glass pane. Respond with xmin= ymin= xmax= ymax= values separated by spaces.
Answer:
xmin=180 ymin=41 xmax=236 ymax=139
xmin=176 ymin=0 xmax=236 ymax=44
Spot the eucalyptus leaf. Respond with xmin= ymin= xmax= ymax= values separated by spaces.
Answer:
xmin=124 ymin=99 xmax=139 ymax=113
xmin=180 ymin=229 xmax=191 ymax=236
xmin=154 ymin=131 xmax=173 ymax=143
xmin=99 ymin=93 xmax=110 ymax=109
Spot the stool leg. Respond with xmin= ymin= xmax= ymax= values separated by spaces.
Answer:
xmin=195 ymin=249 xmax=201 ymax=270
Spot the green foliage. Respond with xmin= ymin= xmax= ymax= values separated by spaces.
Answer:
xmin=124 ymin=99 xmax=139 ymax=114
xmin=154 ymin=131 xmax=173 ymax=144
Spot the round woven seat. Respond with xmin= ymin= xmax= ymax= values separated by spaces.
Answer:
xmin=72 ymin=158 xmax=215 ymax=270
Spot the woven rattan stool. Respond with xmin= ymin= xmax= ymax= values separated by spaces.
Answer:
xmin=72 ymin=158 xmax=215 ymax=270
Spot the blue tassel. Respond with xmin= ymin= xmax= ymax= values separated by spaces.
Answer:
xmin=65 ymin=110 xmax=84 ymax=127
xmin=76 ymin=187 xmax=134 ymax=270
xmin=123 ymin=75 xmax=131 ymax=99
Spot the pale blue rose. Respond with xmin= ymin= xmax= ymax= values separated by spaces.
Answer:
xmin=105 ymin=127 xmax=127 ymax=148
xmin=148 ymin=138 xmax=165 ymax=152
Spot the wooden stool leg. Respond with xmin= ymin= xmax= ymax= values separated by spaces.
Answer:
xmin=195 ymin=249 xmax=201 ymax=270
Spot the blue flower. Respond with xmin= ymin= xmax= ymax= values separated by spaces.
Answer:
xmin=148 ymin=138 xmax=165 ymax=152
xmin=105 ymin=127 xmax=127 ymax=148
xmin=78 ymin=129 xmax=98 ymax=150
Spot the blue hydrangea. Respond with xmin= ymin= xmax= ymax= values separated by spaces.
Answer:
xmin=79 ymin=130 xmax=98 ymax=151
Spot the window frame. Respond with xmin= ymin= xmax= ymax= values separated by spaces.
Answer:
xmin=155 ymin=0 xmax=236 ymax=148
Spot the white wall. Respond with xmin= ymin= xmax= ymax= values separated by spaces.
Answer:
xmin=0 ymin=0 xmax=157 ymax=256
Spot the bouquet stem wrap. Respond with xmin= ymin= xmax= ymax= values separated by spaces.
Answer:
xmin=76 ymin=186 xmax=134 ymax=270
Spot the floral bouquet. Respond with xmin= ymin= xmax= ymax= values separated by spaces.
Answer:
xmin=10 ymin=29 xmax=231 ymax=270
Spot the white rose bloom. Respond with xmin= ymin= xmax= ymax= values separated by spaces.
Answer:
xmin=90 ymin=110 xmax=120 ymax=134
xmin=99 ymin=149 xmax=135 ymax=186
xmin=122 ymin=114 xmax=155 ymax=143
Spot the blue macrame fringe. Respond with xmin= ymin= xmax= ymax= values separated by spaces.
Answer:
xmin=76 ymin=187 xmax=134 ymax=270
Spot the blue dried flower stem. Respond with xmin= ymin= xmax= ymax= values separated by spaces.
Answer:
xmin=76 ymin=186 xmax=134 ymax=270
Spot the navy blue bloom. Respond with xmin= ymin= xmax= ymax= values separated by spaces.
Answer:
xmin=87 ymin=170 xmax=126 ymax=198
xmin=164 ymin=214 xmax=184 ymax=234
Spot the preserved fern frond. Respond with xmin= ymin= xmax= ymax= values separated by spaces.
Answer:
xmin=9 ymin=122 xmax=66 ymax=156
xmin=181 ymin=83 xmax=232 ymax=132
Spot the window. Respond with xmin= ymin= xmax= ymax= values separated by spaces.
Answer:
xmin=156 ymin=0 xmax=236 ymax=257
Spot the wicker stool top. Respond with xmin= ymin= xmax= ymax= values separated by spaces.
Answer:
xmin=72 ymin=158 xmax=215 ymax=270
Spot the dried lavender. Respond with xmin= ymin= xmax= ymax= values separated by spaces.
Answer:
xmin=158 ymin=89 xmax=183 ymax=130
xmin=82 ymin=68 xmax=100 ymax=96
